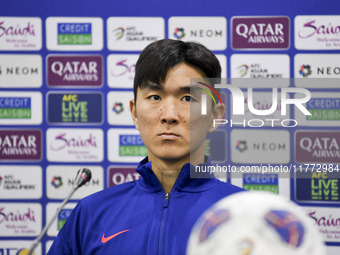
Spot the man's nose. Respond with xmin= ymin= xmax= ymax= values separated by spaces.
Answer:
xmin=161 ymin=99 xmax=180 ymax=124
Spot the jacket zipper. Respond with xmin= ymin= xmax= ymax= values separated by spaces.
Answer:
xmin=158 ymin=192 xmax=170 ymax=255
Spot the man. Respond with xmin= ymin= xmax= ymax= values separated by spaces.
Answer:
xmin=48 ymin=39 xmax=243 ymax=255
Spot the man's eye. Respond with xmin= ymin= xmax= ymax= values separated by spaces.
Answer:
xmin=181 ymin=96 xmax=195 ymax=102
xmin=149 ymin=95 xmax=161 ymax=101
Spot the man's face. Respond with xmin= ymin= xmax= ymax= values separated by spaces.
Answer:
xmin=130 ymin=63 xmax=223 ymax=165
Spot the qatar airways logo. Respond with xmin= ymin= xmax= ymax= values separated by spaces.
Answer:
xmin=232 ymin=16 xmax=290 ymax=49
xmin=198 ymin=81 xmax=311 ymax=128
xmin=295 ymin=16 xmax=340 ymax=50
xmin=295 ymin=131 xmax=340 ymax=163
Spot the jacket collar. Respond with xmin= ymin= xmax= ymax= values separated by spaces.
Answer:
xmin=136 ymin=157 xmax=217 ymax=193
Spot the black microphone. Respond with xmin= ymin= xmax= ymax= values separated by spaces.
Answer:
xmin=28 ymin=168 xmax=92 ymax=255
xmin=74 ymin=168 xmax=92 ymax=188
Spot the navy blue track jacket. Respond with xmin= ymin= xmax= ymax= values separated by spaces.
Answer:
xmin=48 ymin=157 xmax=244 ymax=254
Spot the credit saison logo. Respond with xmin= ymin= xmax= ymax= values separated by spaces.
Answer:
xmin=243 ymin=173 xmax=279 ymax=194
xmin=57 ymin=23 xmax=92 ymax=45
xmin=119 ymin=135 xmax=147 ymax=156
xmin=197 ymin=81 xmax=311 ymax=128
xmin=306 ymin=97 xmax=340 ymax=121
xmin=47 ymin=93 xmax=103 ymax=124
xmin=0 ymin=97 xmax=31 ymax=119
xmin=58 ymin=208 xmax=72 ymax=230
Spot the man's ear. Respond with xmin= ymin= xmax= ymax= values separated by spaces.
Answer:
xmin=130 ymin=99 xmax=140 ymax=131
xmin=208 ymin=103 xmax=225 ymax=133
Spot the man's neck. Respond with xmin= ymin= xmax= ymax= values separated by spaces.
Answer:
xmin=148 ymin=154 xmax=204 ymax=193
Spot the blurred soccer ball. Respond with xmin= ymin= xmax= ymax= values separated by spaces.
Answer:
xmin=187 ymin=191 xmax=326 ymax=255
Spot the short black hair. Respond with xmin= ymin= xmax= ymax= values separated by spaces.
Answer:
xmin=133 ymin=39 xmax=221 ymax=100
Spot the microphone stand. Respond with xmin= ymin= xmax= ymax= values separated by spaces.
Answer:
xmin=28 ymin=168 xmax=91 ymax=255
xmin=27 ymin=185 xmax=79 ymax=255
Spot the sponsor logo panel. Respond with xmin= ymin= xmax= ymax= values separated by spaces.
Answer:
xmin=295 ymin=131 xmax=340 ymax=163
xmin=107 ymin=166 xmax=140 ymax=187
xmin=0 ymin=17 xmax=42 ymax=50
xmin=46 ymin=241 xmax=54 ymax=254
xmin=0 ymin=92 xmax=42 ymax=125
xmin=231 ymin=92 xmax=290 ymax=126
xmin=47 ymin=92 xmax=103 ymax=125
xmin=0 ymin=241 xmax=41 ymax=255
xmin=46 ymin=128 xmax=104 ymax=162
xmin=295 ymin=170 xmax=340 ymax=203
xmin=0 ymin=54 xmax=42 ymax=88
xmin=107 ymin=91 xmax=134 ymax=126
xmin=205 ymin=130 xmax=227 ymax=163
xmin=231 ymin=170 xmax=291 ymax=198
xmin=295 ymin=92 xmax=340 ymax=126
xmin=0 ymin=203 xmax=42 ymax=237
xmin=46 ymin=165 xmax=103 ymax=199
xmin=231 ymin=16 xmax=290 ymax=50
xmin=303 ymin=206 xmax=340 ymax=243
xmin=108 ymin=128 xmax=146 ymax=163
xmin=107 ymin=54 xmax=138 ymax=88
xmin=46 ymin=17 xmax=103 ymax=51
xmin=294 ymin=54 xmax=340 ymax=88
xmin=0 ymin=166 xmax=42 ymax=199
xmin=230 ymin=54 xmax=290 ymax=87
xmin=107 ymin=17 xmax=164 ymax=51
xmin=0 ymin=129 xmax=42 ymax=161
xmin=216 ymin=54 xmax=227 ymax=78
xmin=231 ymin=129 xmax=290 ymax=164
xmin=46 ymin=202 xmax=77 ymax=237
xmin=168 ymin=17 xmax=227 ymax=50
xmin=295 ymin=15 xmax=340 ymax=50
xmin=47 ymin=55 xmax=103 ymax=87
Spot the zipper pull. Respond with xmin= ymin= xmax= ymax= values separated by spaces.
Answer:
xmin=163 ymin=192 xmax=170 ymax=208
